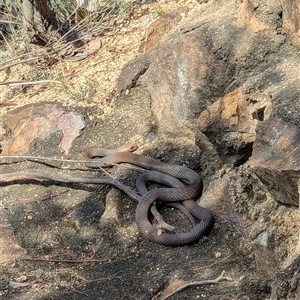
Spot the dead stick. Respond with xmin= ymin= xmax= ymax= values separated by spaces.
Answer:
xmin=37 ymin=189 xmax=70 ymax=202
xmin=0 ymin=57 xmax=41 ymax=72
xmin=0 ymin=170 xmax=141 ymax=202
xmin=0 ymin=80 xmax=62 ymax=87
xmin=60 ymin=285 xmax=89 ymax=297
xmin=0 ymin=155 xmax=144 ymax=173
xmin=22 ymin=257 xmax=106 ymax=263
xmin=0 ymin=170 xmax=177 ymax=231
xmin=159 ymin=270 xmax=233 ymax=300
xmin=191 ymin=254 xmax=234 ymax=271
xmin=0 ymin=155 xmax=107 ymax=164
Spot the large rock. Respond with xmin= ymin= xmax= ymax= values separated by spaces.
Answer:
xmin=118 ymin=26 xmax=229 ymax=137
xmin=114 ymin=0 xmax=300 ymax=298
xmin=1 ymin=102 xmax=86 ymax=156
xmin=249 ymin=118 xmax=300 ymax=206
xmin=117 ymin=0 xmax=286 ymax=138
xmin=196 ymin=87 xmax=259 ymax=152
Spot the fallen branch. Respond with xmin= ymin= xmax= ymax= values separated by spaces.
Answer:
xmin=60 ymin=285 xmax=89 ymax=297
xmin=0 ymin=155 xmax=104 ymax=165
xmin=191 ymin=254 xmax=234 ymax=271
xmin=0 ymin=56 xmax=42 ymax=72
xmin=0 ymin=102 xmax=16 ymax=107
xmin=0 ymin=169 xmax=178 ymax=231
xmin=156 ymin=270 xmax=233 ymax=300
xmin=0 ymin=156 xmax=191 ymax=232
xmin=22 ymin=257 xmax=106 ymax=263
xmin=0 ymin=170 xmax=141 ymax=202
xmin=0 ymin=80 xmax=62 ymax=87
xmin=0 ymin=155 xmax=144 ymax=172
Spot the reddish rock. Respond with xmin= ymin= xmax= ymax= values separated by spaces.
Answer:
xmin=0 ymin=224 xmax=27 ymax=265
xmin=117 ymin=1 xmax=284 ymax=138
xmin=196 ymin=87 xmax=259 ymax=151
xmin=249 ymin=118 xmax=300 ymax=206
xmin=281 ymin=0 xmax=300 ymax=47
xmin=1 ymin=102 xmax=86 ymax=156
xmin=232 ymin=0 xmax=269 ymax=32
xmin=118 ymin=23 xmax=230 ymax=137
xmin=197 ymin=88 xmax=256 ymax=131
xmin=139 ymin=8 xmax=186 ymax=53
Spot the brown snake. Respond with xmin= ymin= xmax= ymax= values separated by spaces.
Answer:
xmin=82 ymin=144 xmax=214 ymax=246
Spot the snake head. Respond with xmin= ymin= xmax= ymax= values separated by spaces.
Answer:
xmin=117 ymin=143 xmax=138 ymax=153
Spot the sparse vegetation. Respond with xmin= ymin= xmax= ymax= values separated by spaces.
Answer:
xmin=0 ymin=1 xmax=138 ymax=70
xmin=0 ymin=0 xmax=150 ymax=106
xmin=0 ymin=0 xmax=193 ymax=110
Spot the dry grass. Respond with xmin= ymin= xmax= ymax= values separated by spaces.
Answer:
xmin=0 ymin=0 xmax=205 ymax=119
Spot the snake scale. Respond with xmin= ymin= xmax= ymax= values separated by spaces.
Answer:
xmin=82 ymin=144 xmax=214 ymax=246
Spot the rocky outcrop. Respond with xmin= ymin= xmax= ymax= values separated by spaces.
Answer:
xmin=117 ymin=0 xmax=286 ymax=138
xmin=196 ymin=87 xmax=258 ymax=155
xmin=118 ymin=26 xmax=230 ymax=137
xmin=249 ymin=118 xmax=300 ymax=206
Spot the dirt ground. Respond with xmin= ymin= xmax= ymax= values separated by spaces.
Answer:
xmin=0 ymin=1 xmax=283 ymax=299
xmin=1 ymin=170 xmax=270 ymax=299
xmin=0 ymin=135 xmax=272 ymax=299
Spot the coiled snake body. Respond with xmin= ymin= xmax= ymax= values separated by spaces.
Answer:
xmin=83 ymin=145 xmax=214 ymax=246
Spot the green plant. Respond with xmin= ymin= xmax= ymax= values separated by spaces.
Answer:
xmin=154 ymin=4 xmax=165 ymax=17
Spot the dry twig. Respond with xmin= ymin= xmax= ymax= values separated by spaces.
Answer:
xmin=0 ymin=155 xmax=144 ymax=173
xmin=191 ymin=254 xmax=235 ymax=271
xmin=155 ymin=270 xmax=233 ymax=300
xmin=60 ymin=285 xmax=89 ymax=297
xmin=0 ymin=80 xmax=62 ymax=87
xmin=0 ymin=170 xmax=141 ymax=202
xmin=22 ymin=257 xmax=106 ymax=263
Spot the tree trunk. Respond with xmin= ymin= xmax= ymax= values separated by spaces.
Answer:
xmin=18 ymin=0 xmax=60 ymax=45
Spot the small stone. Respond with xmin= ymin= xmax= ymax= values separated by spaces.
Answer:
xmin=16 ymin=275 xmax=27 ymax=282
xmin=215 ymin=252 xmax=222 ymax=258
